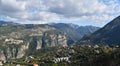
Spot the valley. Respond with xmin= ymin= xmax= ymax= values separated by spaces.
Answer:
xmin=1 ymin=15 xmax=120 ymax=66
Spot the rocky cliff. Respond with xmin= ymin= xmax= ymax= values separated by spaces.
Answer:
xmin=0 ymin=24 xmax=69 ymax=60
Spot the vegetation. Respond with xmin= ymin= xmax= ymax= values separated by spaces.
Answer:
xmin=3 ymin=44 xmax=120 ymax=66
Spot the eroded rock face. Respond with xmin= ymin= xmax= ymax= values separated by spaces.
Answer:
xmin=36 ymin=40 xmax=42 ymax=50
xmin=43 ymin=33 xmax=68 ymax=47
xmin=0 ymin=50 xmax=6 ymax=61
xmin=0 ymin=47 xmax=17 ymax=60
xmin=17 ymin=44 xmax=29 ymax=58
xmin=0 ymin=25 xmax=70 ymax=60
xmin=58 ymin=35 xmax=67 ymax=47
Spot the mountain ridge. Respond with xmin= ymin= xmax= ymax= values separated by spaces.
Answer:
xmin=81 ymin=15 xmax=120 ymax=45
xmin=0 ymin=21 xmax=19 ymax=25
xmin=49 ymin=23 xmax=99 ymax=41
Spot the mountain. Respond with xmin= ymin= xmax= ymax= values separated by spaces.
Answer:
xmin=0 ymin=24 xmax=73 ymax=60
xmin=81 ymin=16 xmax=120 ymax=45
xmin=76 ymin=26 xmax=100 ymax=36
xmin=49 ymin=23 xmax=99 ymax=41
xmin=0 ymin=22 xmax=99 ymax=60
xmin=0 ymin=21 xmax=18 ymax=25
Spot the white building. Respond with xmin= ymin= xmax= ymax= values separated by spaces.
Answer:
xmin=53 ymin=57 xmax=70 ymax=63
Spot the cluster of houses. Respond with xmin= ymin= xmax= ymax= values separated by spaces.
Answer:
xmin=53 ymin=57 xmax=70 ymax=63
xmin=25 ymin=55 xmax=70 ymax=64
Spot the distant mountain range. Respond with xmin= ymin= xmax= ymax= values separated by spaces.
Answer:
xmin=0 ymin=21 xmax=100 ymax=42
xmin=81 ymin=16 xmax=120 ymax=45
xmin=49 ymin=23 xmax=99 ymax=41
xmin=0 ymin=21 xmax=18 ymax=25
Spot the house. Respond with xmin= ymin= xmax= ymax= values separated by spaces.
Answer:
xmin=53 ymin=57 xmax=70 ymax=63
xmin=94 ymin=45 xmax=99 ymax=48
xmin=94 ymin=50 xmax=100 ymax=54
xmin=25 ymin=56 xmax=35 ymax=63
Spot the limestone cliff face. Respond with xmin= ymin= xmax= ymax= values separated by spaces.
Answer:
xmin=0 ymin=24 xmax=71 ymax=60
xmin=43 ymin=33 xmax=68 ymax=47
xmin=0 ymin=43 xmax=29 ymax=60
xmin=17 ymin=44 xmax=29 ymax=58
xmin=36 ymin=39 xmax=42 ymax=50
xmin=0 ymin=47 xmax=17 ymax=60
xmin=0 ymin=50 xmax=6 ymax=60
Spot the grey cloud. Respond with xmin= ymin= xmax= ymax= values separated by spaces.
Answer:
xmin=0 ymin=0 xmax=120 ymax=25
xmin=0 ymin=0 xmax=25 ymax=19
xmin=43 ymin=0 xmax=107 ymax=17
xmin=42 ymin=0 xmax=120 ymax=23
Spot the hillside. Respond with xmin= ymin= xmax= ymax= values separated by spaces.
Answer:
xmin=2 ymin=44 xmax=120 ymax=66
xmin=81 ymin=16 xmax=120 ymax=45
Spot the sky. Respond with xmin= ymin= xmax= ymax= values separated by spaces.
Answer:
xmin=0 ymin=0 xmax=120 ymax=27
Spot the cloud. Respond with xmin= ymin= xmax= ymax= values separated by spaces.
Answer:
xmin=0 ymin=0 xmax=26 ymax=20
xmin=43 ymin=0 xmax=106 ymax=17
xmin=26 ymin=12 xmax=60 ymax=22
xmin=43 ymin=0 xmax=120 ymax=22
xmin=0 ymin=0 xmax=120 ymax=26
